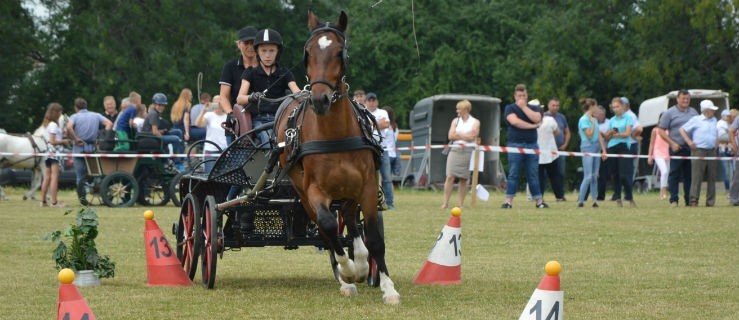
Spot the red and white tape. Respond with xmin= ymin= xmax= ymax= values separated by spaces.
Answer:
xmin=1 ymin=143 xmax=737 ymax=161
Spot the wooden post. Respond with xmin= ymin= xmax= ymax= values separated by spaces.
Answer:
xmin=470 ymin=138 xmax=481 ymax=208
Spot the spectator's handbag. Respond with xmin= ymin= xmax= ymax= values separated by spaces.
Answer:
xmin=441 ymin=117 xmax=461 ymax=156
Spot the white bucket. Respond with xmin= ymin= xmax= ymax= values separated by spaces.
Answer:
xmin=74 ymin=270 xmax=101 ymax=287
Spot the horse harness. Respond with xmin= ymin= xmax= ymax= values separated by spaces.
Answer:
xmin=0 ymin=133 xmax=47 ymax=168
xmin=271 ymin=91 xmax=384 ymax=174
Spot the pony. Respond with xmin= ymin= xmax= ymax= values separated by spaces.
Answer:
xmin=274 ymin=11 xmax=400 ymax=304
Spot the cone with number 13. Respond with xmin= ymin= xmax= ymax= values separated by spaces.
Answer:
xmin=413 ymin=207 xmax=462 ymax=284
xmin=144 ymin=210 xmax=191 ymax=286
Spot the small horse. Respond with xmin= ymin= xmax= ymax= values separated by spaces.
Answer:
xmin=275 ymin=11 xmax=400 ymax=304
xmin=0 ymin=130 xmax=49 ymax=201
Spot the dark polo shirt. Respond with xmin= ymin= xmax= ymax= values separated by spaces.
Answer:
xmin=241 ymin=64 xmax=295 ymax=115
xmin=218 ymin=57 xmax=247 ymax=105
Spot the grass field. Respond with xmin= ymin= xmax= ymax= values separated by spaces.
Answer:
xmin=0 ymin=186 xmax=736 ymax=319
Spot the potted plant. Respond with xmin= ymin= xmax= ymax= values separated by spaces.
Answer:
xmin=44 ymin=207 xmax=116 ymax=286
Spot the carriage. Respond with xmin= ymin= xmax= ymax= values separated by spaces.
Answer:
xmin=171 ymin=11 xmax=400 ymax=304
xmin=76 ymin=133 xmax=186 ymax=207
xmin=173 ymin=122 xmax=382 ymax=289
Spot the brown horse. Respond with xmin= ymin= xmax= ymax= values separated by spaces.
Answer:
xmin=274 ymin=11 xmax=400 ymax=305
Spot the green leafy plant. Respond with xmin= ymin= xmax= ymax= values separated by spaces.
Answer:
xmin=44 ymin=207 xmax=116 ymax=279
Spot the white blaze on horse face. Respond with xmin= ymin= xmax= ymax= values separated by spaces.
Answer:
xmin=318 ymin=35 xmax=333 ymax=50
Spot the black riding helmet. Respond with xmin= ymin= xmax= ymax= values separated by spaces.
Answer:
xmin=253 ymin=28 xmax=283 ymax=63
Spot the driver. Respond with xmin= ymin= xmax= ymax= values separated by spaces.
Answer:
xmin=236 ymin=28 xmax=300 ymax=148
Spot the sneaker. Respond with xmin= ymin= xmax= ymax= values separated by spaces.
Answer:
xmin=556 ymin=197 xmax=567 ymax=202
xmin=629 ymin=200 xmax=636 ymax=208
xmin=40 ymin=202 xmax=48 ymax=207
xmin=175 ymin=164 xmax=186 ymax=172
xmin=670 ymin=202 xmax=678 ymax=208
xmin=592 ymin=202 xmax=599 ymax=208
xmin=615 ymin=200 xmax=623 ymax=207
xmin=577 ymin=202 xmax=584 ymax=208
xmin=386 ymin=203 xmax=396 ymax=210
xmin=535 ymin=202 xmax=549 ymax=209
xmin=50 ymin=202 xmax=66 ymax=208
xmin=501 ymin=202 xmax=513 ymax=209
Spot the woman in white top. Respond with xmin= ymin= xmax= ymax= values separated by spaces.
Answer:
xmin=196 ymin=95 xmax=228 ymax=174
xmin=382 ymin=106 xmax=401 ymax=176
xmin=441 ymin=99 xmax=480 ymax=209
xmin=537 ymin=109 xmax=564 ymax=202
xmin=39 ymin=103 xmax=70 ymax=207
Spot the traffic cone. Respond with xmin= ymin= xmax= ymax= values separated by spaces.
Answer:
xmin=518 ymin=261 xmax=563 ymax=320
xmin=57 ymin=268 xmax=96 ymax=320
xmin=144 ymin=210 xmax=192 ymax=286
xmin=413 ymin=207 xmax=462 ymax=284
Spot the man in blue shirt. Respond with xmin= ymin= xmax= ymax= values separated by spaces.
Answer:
xmin=502 ymin=84 xmax=547 ymax=209
xmin=67 ymin=97 xmax=112 ymax=185
xmin=657 ymin=90 xmax=699 ymax=207
xmin=679 ymin=99 xmax=719 ymax=207
xmin=545 ymin=98 xmax=569 ymax=201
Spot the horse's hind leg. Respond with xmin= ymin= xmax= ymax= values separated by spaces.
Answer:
xmin=341 ymin=201 xmax=369 ymax=283
xmin=361 ymin=189 xmax=400 ymax=305
xmin=24 ymin=165 xmax=43 ymax=201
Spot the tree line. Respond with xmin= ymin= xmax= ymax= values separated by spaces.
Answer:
xmin=3 ymin=0 xmax=737 ymax=135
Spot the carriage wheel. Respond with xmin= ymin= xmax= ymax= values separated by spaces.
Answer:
xmin=176 ymin=193 xmax=201 ymax=280
xmin=201 ymin=195 xmax=222 ymax=289
xmin=76 ymin=176 xmax=102 ymax=206
xmin=137 ymin=173 xmax=170 ymax=206
xmin=168 ymin=171 xmax=187 ymax=207
xmin=100 ymin=171 xmax=139 ymax=207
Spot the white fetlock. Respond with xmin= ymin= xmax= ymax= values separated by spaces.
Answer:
xmin=338 ymin=279 xmax=358 ymax=297
xmin=335 ymin=253 xmax=357 ymax=283
xmin=380 ymin=272 xmax=400 ymax=305
xmin=353 ymin=236 xmax=369 ymax=282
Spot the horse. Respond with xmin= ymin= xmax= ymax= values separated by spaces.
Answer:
xmin=0 ymin=130 xmax=49 ymax=201
xmin=274 ymin=11 xmax=400 ymax=304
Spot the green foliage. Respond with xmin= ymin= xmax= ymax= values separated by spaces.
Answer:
xmin=44 ymin=207 xmax=116 ymax=278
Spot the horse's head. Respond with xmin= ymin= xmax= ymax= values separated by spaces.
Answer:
xmin=304 ymin=11 xmax=348 ymax=115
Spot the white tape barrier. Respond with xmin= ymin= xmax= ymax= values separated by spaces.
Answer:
xmin=1 ymin=143 xmax=737 ymax=161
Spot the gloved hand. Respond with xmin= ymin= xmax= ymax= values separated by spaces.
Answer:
xmin=249 ymin=92 xmax=264 ymax=104
xmin=222 ymin=112 xmax=235 ymax=132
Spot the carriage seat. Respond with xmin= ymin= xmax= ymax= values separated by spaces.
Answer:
xmin=135 ymin=133 xmax=165 ymax=154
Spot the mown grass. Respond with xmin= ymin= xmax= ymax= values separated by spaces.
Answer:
xmin=0 ymin=186 xmax=736 ymax=319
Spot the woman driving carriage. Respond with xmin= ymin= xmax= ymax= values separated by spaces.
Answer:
xmin=236 ymin=28 xmax=301 ymax=148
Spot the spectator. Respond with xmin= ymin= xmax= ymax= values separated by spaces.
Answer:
xmin=171 ymin=88 xmax=193 ymax=142
xmin=363 ymin=92 xmax=396 ymax=210
xmin=609 ymin=96 xmax=643 ymax=201
xmin=39 ymin=103 xmax=70 ymax=207
xmin=717 ymin=109 xmax=733 ymax=193
xmin=195 ymin=95 xmax=228 ymax=174
xmin=545 ymin=98 xmax=569 ymax=201
xmin=576 ymin=98 xmax=607 ymax=208
xmin=67 ymin=97 xmax=112 ymax=187
xmin=102 ymin=95 xmax=118 ymax=123
xmin=605 ymin=97 xmax=635 ymax=208
xmin=728 ymin=108 xmax=739 ymax=206
xmin=353 ymin=89 xmax=367 ymax=106
xmin=189 ymin=92 xmax=210 ymax=142
xmin=501 ymin=84 xmax=546 ymax=209
xmin=132 ymin=104 xmax=147 ymax=132
xmin=441 ymin=99 xmax=480 ymax=209
xmin=648 ymin=113 xmax=670 ymax=200
xmin=679 ymin=100 xmax=719 ymax=207
xmin=657 ymin=90 xmax=698 ymax=207
xmin=383 ymin=105 xmax=401 ymax=176
xmin=595 ymin=105 xmax=610 ymax=201
xmin=113 ymin=92 xmax=142 ymax=151
xmin=236 ymin=28 xmax=300 ymax=148
xmin=536 ymin=100 xmax=564 ymax=202
xmin=141 ymin=93 xmax=185 ymax=171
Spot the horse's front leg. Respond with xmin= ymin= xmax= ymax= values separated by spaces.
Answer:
xmin=361 ymin=187 xmax=400 ymax=305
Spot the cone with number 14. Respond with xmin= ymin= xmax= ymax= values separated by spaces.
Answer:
xmin=144 ymin=210 xmax=192 ymax=286
xmin=413 ymin=207 xmax=462 ymax=284
xmin=519 ymin=261 xmax=564 ymax=320
xmin=57 ymin=268 xmax=96 ymax=320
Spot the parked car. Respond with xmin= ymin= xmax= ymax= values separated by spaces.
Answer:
xmin=0 ymin=157 xmax=77 ymax=188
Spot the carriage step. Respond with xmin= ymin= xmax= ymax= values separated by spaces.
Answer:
xmin=268 ymin=199 xmax=298 ymax=205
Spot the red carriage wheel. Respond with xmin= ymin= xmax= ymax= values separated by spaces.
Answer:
xmin=176 ymin=193 xmax=201 ymax=280
xmin=201 ymin=195 xmax=222 ymax=289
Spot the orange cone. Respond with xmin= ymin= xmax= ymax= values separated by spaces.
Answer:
xmin=518 ymin=261 xmax=563 ymax=320
xmin=144 ymin=210 xmax=192 ymax=286
xmin=413 ymin=207 xmax=462 ymax=284
xmin=57 ymin=268 xmax=96 ymax=320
